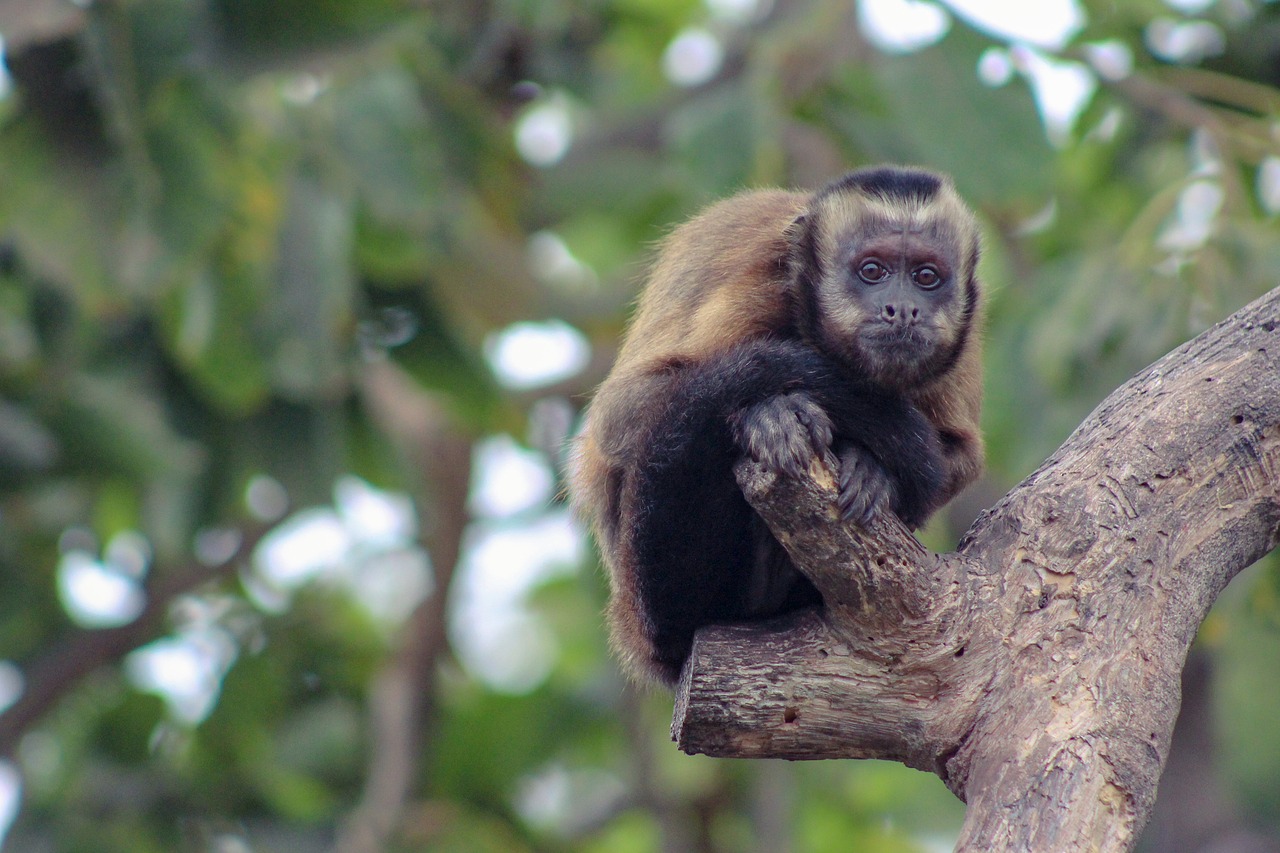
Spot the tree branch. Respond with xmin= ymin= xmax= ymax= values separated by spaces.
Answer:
xmin=0 ymin=521 xmax=276 ymax=758
xmin=673 ymin=286 xmax=1280 ymax=852
xmin=332 ymin=359 xmax=474 ymax=853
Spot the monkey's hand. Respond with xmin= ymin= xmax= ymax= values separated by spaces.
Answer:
xmin=731 ymin=392 xmax=835 ymax=478
xmin=836 ymin=446 xmax=896 ymax=525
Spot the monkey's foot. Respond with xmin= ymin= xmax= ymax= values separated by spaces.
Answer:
xmin=731 ymin=392 xmax=835 ymax=478
xmin=836 ymin=446 xmax=895 ymax=525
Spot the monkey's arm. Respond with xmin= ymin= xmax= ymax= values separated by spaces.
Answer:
xmin=573 ymin=190 xmax=803 ymax=553
xmin=577 ymin=338 xmax=948 ymax=684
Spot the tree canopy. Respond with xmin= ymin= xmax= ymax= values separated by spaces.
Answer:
xmin=0 ymin=0 xmax=1279 ymax=851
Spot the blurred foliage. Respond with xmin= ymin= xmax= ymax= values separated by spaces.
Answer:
xmin=0 ymin=0 xmax=1277 ymax=851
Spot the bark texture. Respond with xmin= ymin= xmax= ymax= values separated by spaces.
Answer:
xmin=672 ymin=287 xmax=1280 ymax=852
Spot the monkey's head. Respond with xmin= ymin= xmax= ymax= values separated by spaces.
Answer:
xmin=788 ymin=166 xmax=981 ymax=391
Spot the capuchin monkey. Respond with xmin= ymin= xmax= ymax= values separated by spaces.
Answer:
xmin=571 ymin=166 xmax=984 ymax=686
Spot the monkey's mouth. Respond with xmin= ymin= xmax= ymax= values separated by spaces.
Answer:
xmin=861 ymin=325 xmax=937 ymax=354
xmin=854 ymin=327 xmax=942 ymax=387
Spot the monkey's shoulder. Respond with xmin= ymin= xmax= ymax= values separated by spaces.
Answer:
xmin=644 ymin=188 xmax=806 ymax=302
xmin=613 ymin=189 xmax=807 ymax=380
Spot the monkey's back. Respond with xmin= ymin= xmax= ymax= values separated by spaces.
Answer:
xmin=613 ymin=189 xmax=805 ymax=378
xmin=570 ymin=189 xmax=809 ymax=679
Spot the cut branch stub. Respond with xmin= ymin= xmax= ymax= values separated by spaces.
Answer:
xmin=672 ymin=607 xmax=983 ymax=776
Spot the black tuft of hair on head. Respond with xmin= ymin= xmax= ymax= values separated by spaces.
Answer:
xmin=821 ymin=166 xmax=943 ymax=205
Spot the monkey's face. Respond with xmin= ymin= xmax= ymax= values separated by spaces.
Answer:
xmin=809 ymin=217 xmax=975 ymax=390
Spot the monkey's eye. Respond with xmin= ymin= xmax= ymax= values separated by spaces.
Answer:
xmin=857 ymin=260 xmax=888 ymax=283
xmin=913 ymin=265 xmax=942 ymax=289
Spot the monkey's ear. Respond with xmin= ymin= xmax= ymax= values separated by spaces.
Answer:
xmin=783 ymin=212 xmax=809 ymax=248
xmin=780 ymin=211 xmax=815 ymax=292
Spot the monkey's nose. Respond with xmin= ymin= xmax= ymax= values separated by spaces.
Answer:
xmin=880 ymin=304 xmax=920 ymax=324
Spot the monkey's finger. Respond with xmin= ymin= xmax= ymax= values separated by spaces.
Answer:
xmin=792 ymin=401 xmax=834 ymax=458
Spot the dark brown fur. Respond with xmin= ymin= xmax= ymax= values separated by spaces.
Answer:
xmin=572 ymin=167 xmax=984 ymax=684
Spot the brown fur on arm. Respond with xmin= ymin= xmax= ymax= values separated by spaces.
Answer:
xmin=570 ymin=190 xmax=809 ymax=681
xmin=910 ymin=326 xmax=984 ymax=503
xmin=571 ymin=190 xmax=808 ymax=554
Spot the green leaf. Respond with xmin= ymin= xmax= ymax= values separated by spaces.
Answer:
xmin=264 ymin=170 xmax=357 ymax=398
xmin=365 ymin=280 xmax=499 ymax=425
xmin=334 ymin=67 xmax=446 ymax=226
xmin=668 ymin=80 xmax=769 ymax=199
xmin=51 ymin=374 xmax=204 ymax=480
xmin=145 ymin=78 xmax=241 ymax=264
xmin=0 ymin=120 xmax=114 ymax=301
xmin=0 ymin=399 xmax=59 ymax=477
xmin=212 ymin=0 xmax=404 ymax=58
xmin=157 ymin=267 xmax=274 ymax=413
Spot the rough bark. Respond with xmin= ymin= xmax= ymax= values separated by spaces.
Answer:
xmin=672 ymin=286 xmax=1280 ymax=852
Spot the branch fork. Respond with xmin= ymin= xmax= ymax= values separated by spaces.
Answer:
xmin=672 ymin=287 xmax=1280 ymax=852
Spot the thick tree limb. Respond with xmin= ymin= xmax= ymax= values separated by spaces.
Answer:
xmin=672 ymin=287 xmax=1280 ymax=852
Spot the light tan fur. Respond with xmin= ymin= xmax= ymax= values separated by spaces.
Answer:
xmin=608 ymin=190 xmax=805 ymax=391
xmin=909 ymin=327 xmax=984 ymax=501
xmin=806 ymin=177 xmax=984 ymax=500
